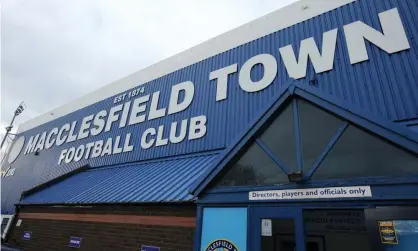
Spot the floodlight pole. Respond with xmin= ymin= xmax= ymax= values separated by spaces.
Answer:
xmin=0 ymin=114 xmax=16 ymax=150
xmin=0 ymin=102 xmax=25 ymax=150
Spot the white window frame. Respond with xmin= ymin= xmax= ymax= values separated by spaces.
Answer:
xmin=1 ymin=214 xmax=14 ymax=240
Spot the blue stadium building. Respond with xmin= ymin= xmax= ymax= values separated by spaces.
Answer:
xmin=1 ymin=0 xmax=418 ymax=250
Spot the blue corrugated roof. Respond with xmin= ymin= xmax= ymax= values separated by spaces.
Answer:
xmin=21 ymin=153 xmax=218 ymax=205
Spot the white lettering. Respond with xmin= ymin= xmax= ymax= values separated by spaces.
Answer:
xmin=101 ymin=138 xmax=113 ymax=156
xmin=24 ymin=134 xmax=39 ymax=154
xmin=65 ymin=147 xmax=76 ymax=163
xmin=113 ymin=136 xmax=123 ymax=154
xmin=84 ymin=142 xmax=95 ymax=159
xmin=56 ymin=123 xmax=70 ymax=146
xmin=77 ymin=114 xmax=94 ymax=140
xmin=189 ymin=115 xmax=207 ymax=140
xmin=129 ymin=95 xmax=150 ymax=125
xmin=91 ymin=110 xmax=107 ymax=136
xmin=58 ymin=150 xmax=67 ymax=165
xmin=344 ymin=8 xmax=410 ymax=64
xmin=45 ymin=128 xmax=58 ymax=149
xmin=156 ymin=125 xmax=168 ymax=146
xmin=239 ymin=54 xmax=277 ymax=92
xmin=74 ymin=145 xmax=85 ymax=162
xmin=168 ymin=81 xmax=195 ymax=115
xmin=105 ymin=104 xmax=123 ymax=132
xmin=91 ymin=140 xmax=104 ymax=158
xmin=148 ymin=91 xmax=167 ymax=120
xmin=209 ymin=64 xmax=238 ymax=101
xmin=34 ymin=131 xmax=47 ymax=152
xmin=141 ymin=128 xmax=156 ymax=149
xmin=119 ymin=101 xmax=131 ymax=128
xmin=280 ymin=28 xmax=338 ymax=79
xmin=66 ymin=121 xmax=78 ymax=143
xmin=123 ymin=133 xmax=134 ymax=152
xmin=169 ymin=119 xmax=188 ymax=144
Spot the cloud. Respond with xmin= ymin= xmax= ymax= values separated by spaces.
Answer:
xmin=0 ymin=0 xmax=297 ymax=143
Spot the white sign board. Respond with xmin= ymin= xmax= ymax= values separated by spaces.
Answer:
xmin=261 ymin=219 xmax=272 ymax=236
xmin=16 ymin=219 xmax=22 ymax=227
xmin=249 ymin=186 xmax=372 ymax=201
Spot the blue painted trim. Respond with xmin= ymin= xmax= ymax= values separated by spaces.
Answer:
xmin=256 ymin=139 xmax=290 ymax=174
xmin=193 ymin=206 xmax=203 ymax=251
xmin=395 ymin=117 xmax=418 ymax=126
xmin=305 ymin=122 xmax=349 ymax=179
xmin=288 ymin=84 xmax=296 ymax=94
xmin=205 ymin=176 xmax=418 ymax=194
xmin=246 ymin=205 xmax=251 ymax=251
xmin=249 ymin=208 xmax=305 ymax=251
xmin=189 ymin=84 xmax=294 ymax=196
xmin=292 ymin=99 xmax=303 ymax=172
xmin=197 ymin=202 xmax=379 ymax=208
xmin=293 ymin=83 xmax=418 ymax=142
xmin=89 ymin=149 xmax=223 ymax=171
xmin=197 ymin=196 xmax=418 ymax=205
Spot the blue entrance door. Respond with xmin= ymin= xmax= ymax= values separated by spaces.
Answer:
xmin=250 ymin=207 xmax=306 ymax=251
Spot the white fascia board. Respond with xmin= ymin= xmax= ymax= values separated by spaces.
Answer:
xmin=18 ymin=0 xmax=356 ymax=133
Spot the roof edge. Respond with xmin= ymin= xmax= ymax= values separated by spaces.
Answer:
xmin=17 ymin=200 xmax=196 ymax=207
xmin=18 ymin=0 xmax=356 ymax=133
xmin=21 ymin=164 xmax=90 ymax=198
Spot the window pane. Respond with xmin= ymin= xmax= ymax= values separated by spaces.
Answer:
xmin=216 ymin=143 xmax=289 ymax=187
xmin=298 ymin=99 xmax=345 ymax=170
xmin=259 ymin=104 xmax=297 ymax=172
xmin=312 ymin=125 xmax=418 ymax=180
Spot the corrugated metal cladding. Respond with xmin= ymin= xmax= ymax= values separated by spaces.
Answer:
xmin=20 ymin=154 xmax=218 ymax=205
xmin=2 ymin=0 xmax=418 ymax=213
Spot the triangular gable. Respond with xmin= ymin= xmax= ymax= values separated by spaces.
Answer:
xmin=190 ymin=83 xmax=418 ymax=196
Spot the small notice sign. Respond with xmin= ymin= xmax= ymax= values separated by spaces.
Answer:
xmin=249 ymin=186 xmax=372 ymax=201
xmin=141 ymin=245 xmax=160 ymax=251
xmin=69 ymin=236 xmax=82 ymax=248
xmin=16 ymin=219 xmax=22 ymax=227
xmin=378 ymin=221 xmax=398 ymax=244
xmin=261 ymin=219 xmax=272 ymax=236
xmin=22 ymin=231 xmax=31 ymax=240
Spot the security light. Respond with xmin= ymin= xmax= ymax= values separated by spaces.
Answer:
xmin=288 ymin=172 xmax=304 ymax=183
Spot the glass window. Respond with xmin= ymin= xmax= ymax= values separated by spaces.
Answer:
xmin=312 ymin=125 xmax=418 ymax=180
xmin=298 ymin=99 xmax=345 ymax=170
xmin=216 ymin=143 xmax=289 ymax=187
xmin=259 ymin=104 xmax=297 ymax=172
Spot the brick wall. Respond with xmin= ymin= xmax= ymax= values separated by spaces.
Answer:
xmin=7 ymin=204 xmax=196 ymax=251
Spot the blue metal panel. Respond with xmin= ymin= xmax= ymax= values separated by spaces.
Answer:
xmin=3 ymin=0 xmax=418 ymax=213
xmin=20 ymin=153 xmax=217 ymax=205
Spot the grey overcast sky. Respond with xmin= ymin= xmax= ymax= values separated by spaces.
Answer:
xmin=0 ymin=0 xmax=297 ymax=145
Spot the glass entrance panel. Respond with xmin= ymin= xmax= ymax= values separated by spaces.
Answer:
xmin=261 ymin=218 xmax=324 ymax=251
xmin=251 ymin=208 xmax=306 ymax=251
xmin=303 ymin=209 xmax=371 ymax=251
xmin=262 ymin=218 xmax=295 ymax=251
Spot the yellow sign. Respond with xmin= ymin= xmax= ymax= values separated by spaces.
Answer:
xmin=378 ymin=221 xmax=398 ymax=244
